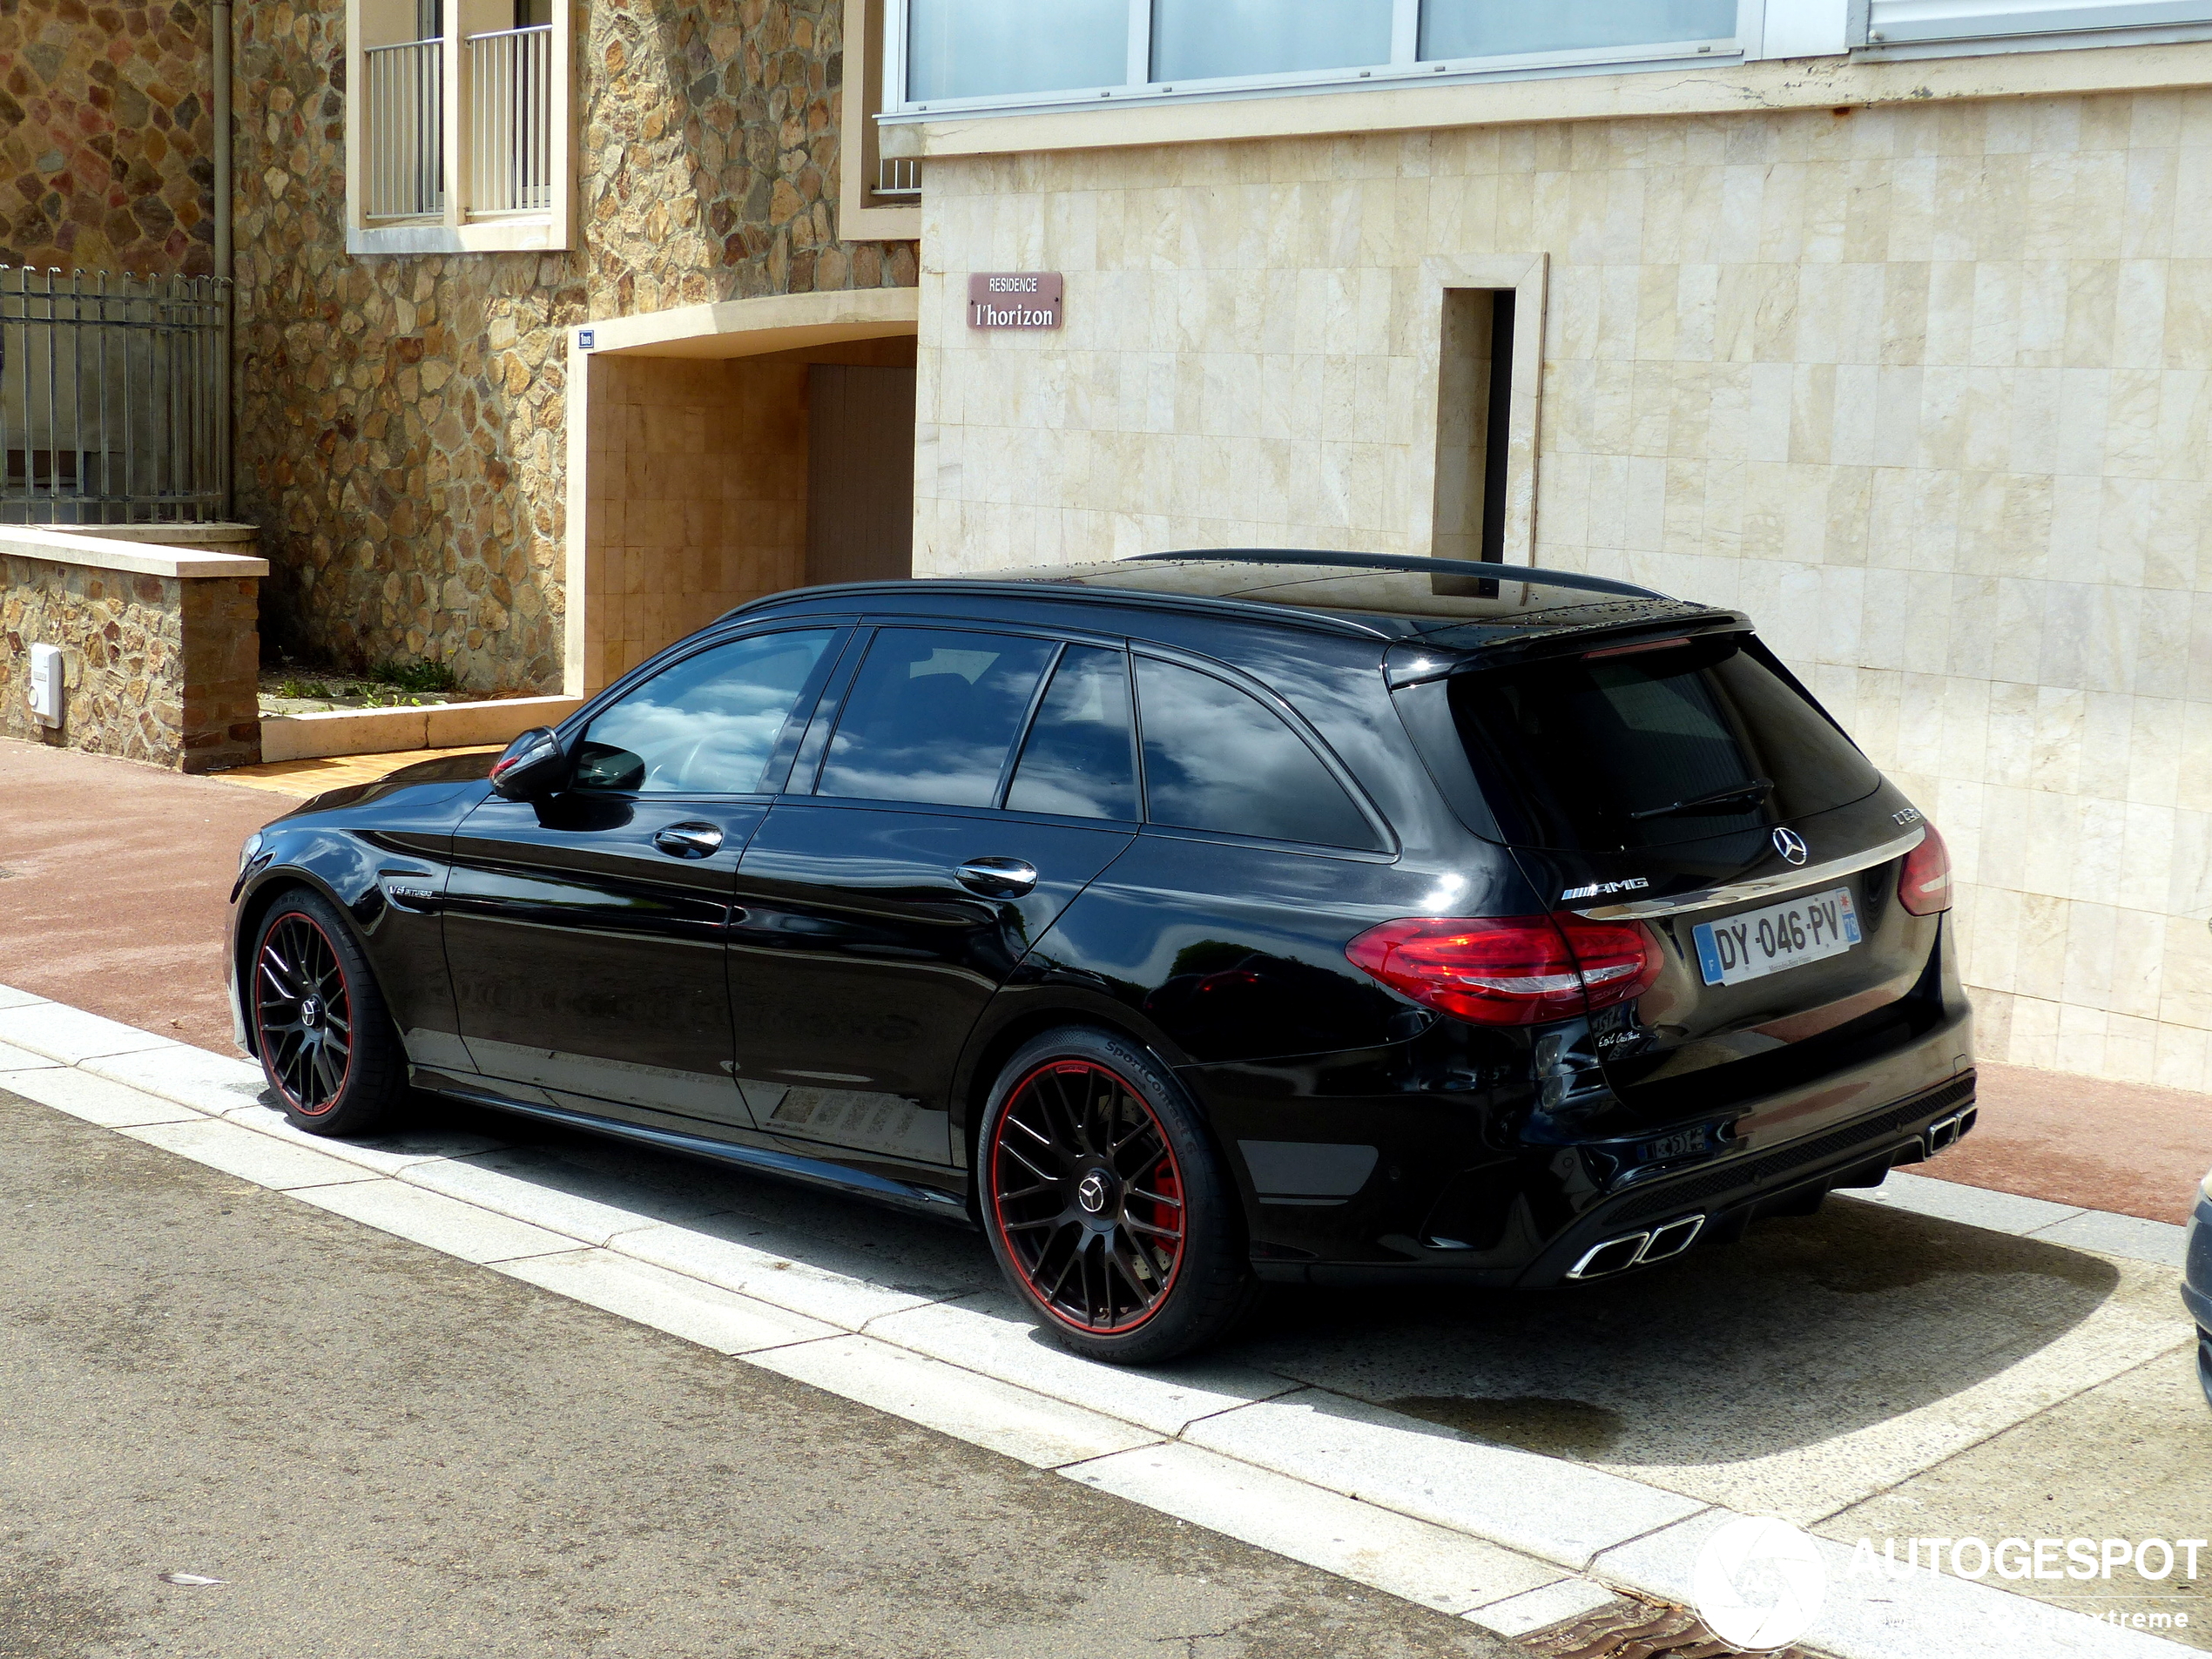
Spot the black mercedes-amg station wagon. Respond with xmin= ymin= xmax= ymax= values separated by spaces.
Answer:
xmin=230 ymin=552 xmax=1974 ymax=1362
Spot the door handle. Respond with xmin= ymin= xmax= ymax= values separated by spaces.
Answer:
xmin=653 ymin=821 xmax=725 ymax=860
xmin=955 ymin=857 xmax=1038 ymax=898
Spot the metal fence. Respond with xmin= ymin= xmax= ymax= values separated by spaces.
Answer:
xmin=0 ymin=266 xmax=230 ymax=526
xmin=468 ymin=24 xmax=554 ymax=216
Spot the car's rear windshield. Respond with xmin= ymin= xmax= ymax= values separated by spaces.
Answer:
xmin=1446 ymin=633 xmax=1880 ymax=851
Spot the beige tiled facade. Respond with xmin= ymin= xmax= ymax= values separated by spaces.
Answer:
xmin=583 ymin=354 xmax=809 ymax=688
xmin=914 ymin=91 xmax=2212 ymax=1089
xmin=579 ymin=335 xmax=916 ymax=686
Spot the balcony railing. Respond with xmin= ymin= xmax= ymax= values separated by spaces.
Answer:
xmin=364 ymin=37 xmax=444 ymax=220
xmin=466 ymin=24 xmax=553 ymax=217
xmin=874 ymin=155 xmax=922 ymax=198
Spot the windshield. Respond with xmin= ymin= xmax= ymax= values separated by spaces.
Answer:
xmin=1447 ymin=634 xmax=1880 ymax=851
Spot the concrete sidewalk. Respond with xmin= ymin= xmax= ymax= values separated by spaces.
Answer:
xmin=3 ymin=732 xmax=2208 ymax=1224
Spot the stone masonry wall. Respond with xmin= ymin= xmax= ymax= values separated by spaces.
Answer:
xmin=233 ymin=0 xmax=918 ymax=694
xmin=1 ymin=553 xmax=259 ymax=770
xmin=0 ymin=0 xmax=216 ymax=273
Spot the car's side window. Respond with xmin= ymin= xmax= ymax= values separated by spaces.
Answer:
xmin=1005 ymin=645 xmax=1138 ymax=821
xmin=816 ymin=628 xmax=1058 ymax=808
xmin=1134 ymin=655 xmax=1381 ymax=850
xmin=572 ymin=630 xmax=835 ymax=795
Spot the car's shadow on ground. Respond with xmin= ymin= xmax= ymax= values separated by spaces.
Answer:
xmin=392 ymin=1091 xmax=1005 ymax=1292
xmin=388 ymin=1091 xmax=2134 ymax=1490
xmin=1225 ymin=1197 xmax=2125 ymax=1470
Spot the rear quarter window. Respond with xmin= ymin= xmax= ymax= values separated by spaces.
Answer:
xmin=1447 ymin=633 xmax=1879 ymax=851
xmin=1134 ymin=656 xmax=1382 ymax=851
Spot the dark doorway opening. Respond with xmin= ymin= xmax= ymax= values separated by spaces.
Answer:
xmin=1479 ymin=289 xmax=1514 ymax=565
xmin=806 ymin=363 xmax=917 ymax=588
xmin=1433 ymin=287 xmax=1517 ymax=598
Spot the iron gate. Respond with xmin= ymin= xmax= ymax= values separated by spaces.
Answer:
xmin=0 ymin=266 xmax=229 ymax=525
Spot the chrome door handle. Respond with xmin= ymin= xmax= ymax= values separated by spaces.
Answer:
xmin=653 ymin=821 xmax=725 ymax=860
xmin=955 ymin=857 xmax=1038 ymax=898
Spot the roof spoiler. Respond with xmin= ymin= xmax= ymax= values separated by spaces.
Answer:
xmin=1125 ymin=549 xmax=1667 ymax=603
xmin=1384 ymin=610 xmax=1750 ymax=688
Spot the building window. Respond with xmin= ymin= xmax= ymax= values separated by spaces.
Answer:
xmin=345 ymin=0 xmax=572 ymax=254
xmin=1420 ymin=0 xmax=1737 ymax=59
xmin=361 ymin=27 xmax=444 ymax=220
xmin=840 ymin=0 xmax=924 ymax=237
xmin=1151 ymin=0 xmax=1395 ymax=83
xmin=883 ymin=0 xmax=1760 ymax=113
xmin=879 ymin=0 xmax=2212 ymax=113
xmin=1862 ymin=0 xmax=2212 ymax=50
xmin=905 ymin=0 xmax=1126 ymax=101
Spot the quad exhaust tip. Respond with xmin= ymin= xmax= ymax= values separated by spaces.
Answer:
xmin=1569 ymin=1103 xmax=1977 ymax=1282
xmin=1925 ymin=1106 xmax=1977 ymax=1154
xmin=1568 ymin=1214 xmax=1706 ymax=1280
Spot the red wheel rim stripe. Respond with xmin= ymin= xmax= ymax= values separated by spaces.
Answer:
xmin=987 ymin=1057 xmax=1188 ymax=1337
xmin=252 ymin=910 xmax=355 ymax=1116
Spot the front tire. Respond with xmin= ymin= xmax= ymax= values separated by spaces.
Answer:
xmin=249 ymin=890 xmax=405 ymax=1136
xmin=978 ymin=1027 xmax=1257 ymax=1365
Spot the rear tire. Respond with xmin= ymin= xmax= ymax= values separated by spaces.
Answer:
xmin=249 ymin=889 xmax=406 ymax=1136
xmin=978 ymin=1027 xmax=1257 ymax=1366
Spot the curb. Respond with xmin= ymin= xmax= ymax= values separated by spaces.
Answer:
xmin=0 ymin=983 xmax=2191 ymax=1658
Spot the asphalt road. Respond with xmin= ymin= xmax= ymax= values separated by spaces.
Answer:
xmin=0 ymin=1090 xmax=1518 ymax=1659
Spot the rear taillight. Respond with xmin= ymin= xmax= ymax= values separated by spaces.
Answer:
xmin=1898 ymin=821 xmax=1952 ymax=915
xmin=1344 ymin=914 xmax=1662 ymax=1026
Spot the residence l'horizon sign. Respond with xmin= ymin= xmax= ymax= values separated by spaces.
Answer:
xmin=968 ymin=273 xmax=1062 ymax=329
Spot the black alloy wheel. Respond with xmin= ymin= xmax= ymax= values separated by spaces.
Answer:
xmin=251 ymin=890 xmax=404 ymax=1136
xmin=981 ymin=1027 xmax=1257 ymax=1365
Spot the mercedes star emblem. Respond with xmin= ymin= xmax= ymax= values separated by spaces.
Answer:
xmin=1076 ymin=1171 xmax=1110 ymax=1214
xmin=1772 ymin=827 xmax=1809 ymax=866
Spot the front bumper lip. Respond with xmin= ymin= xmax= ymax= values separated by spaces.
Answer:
xmin=2182 ymin=1187 xmax=2211 ymax=1410
xmin=226 ymin=911 xmax=253 ymax=1058
xmin=2182 ymin=1190 xmax=2212 ymax=1331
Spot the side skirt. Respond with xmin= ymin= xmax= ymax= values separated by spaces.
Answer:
xmin=409 ymin=1067 xmax=976 ymax=1226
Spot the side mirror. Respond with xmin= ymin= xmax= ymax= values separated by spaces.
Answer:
xmin=489 ymin=727 xmax=569 ymax=800
xmin=569 ymin=739 xmax=646 ymax=793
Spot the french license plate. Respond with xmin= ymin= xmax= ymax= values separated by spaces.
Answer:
xmin=1693 ymin=887 xmax=1861 ymax=988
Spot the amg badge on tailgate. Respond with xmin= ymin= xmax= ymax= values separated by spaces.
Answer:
xmin=1561 ymin=878 xmax=1649 ymax=901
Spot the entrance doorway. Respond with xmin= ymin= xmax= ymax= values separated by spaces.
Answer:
xmin=806 ymin=362 xmax=915 ymax=587
xmin=573 ymin=307 xmax=919 ymax=694
xmin=1433 ymin=287 xmax=1515 ymax=567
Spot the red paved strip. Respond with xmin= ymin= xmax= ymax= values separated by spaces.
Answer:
xmin=4 ymin=738 xmax=2207 ymax=1224
xmin=0 ymin=738 xmax=280 ymax=1056
xmin=1936 ymin=1061 xmax=2210 ymax=1226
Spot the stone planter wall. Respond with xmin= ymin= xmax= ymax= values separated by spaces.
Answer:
xmin=0 ymin=528 xmax=266 ymax=772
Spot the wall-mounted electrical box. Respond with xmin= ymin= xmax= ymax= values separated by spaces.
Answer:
xmin=27 ymin=644 xmax=63 ymax=727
